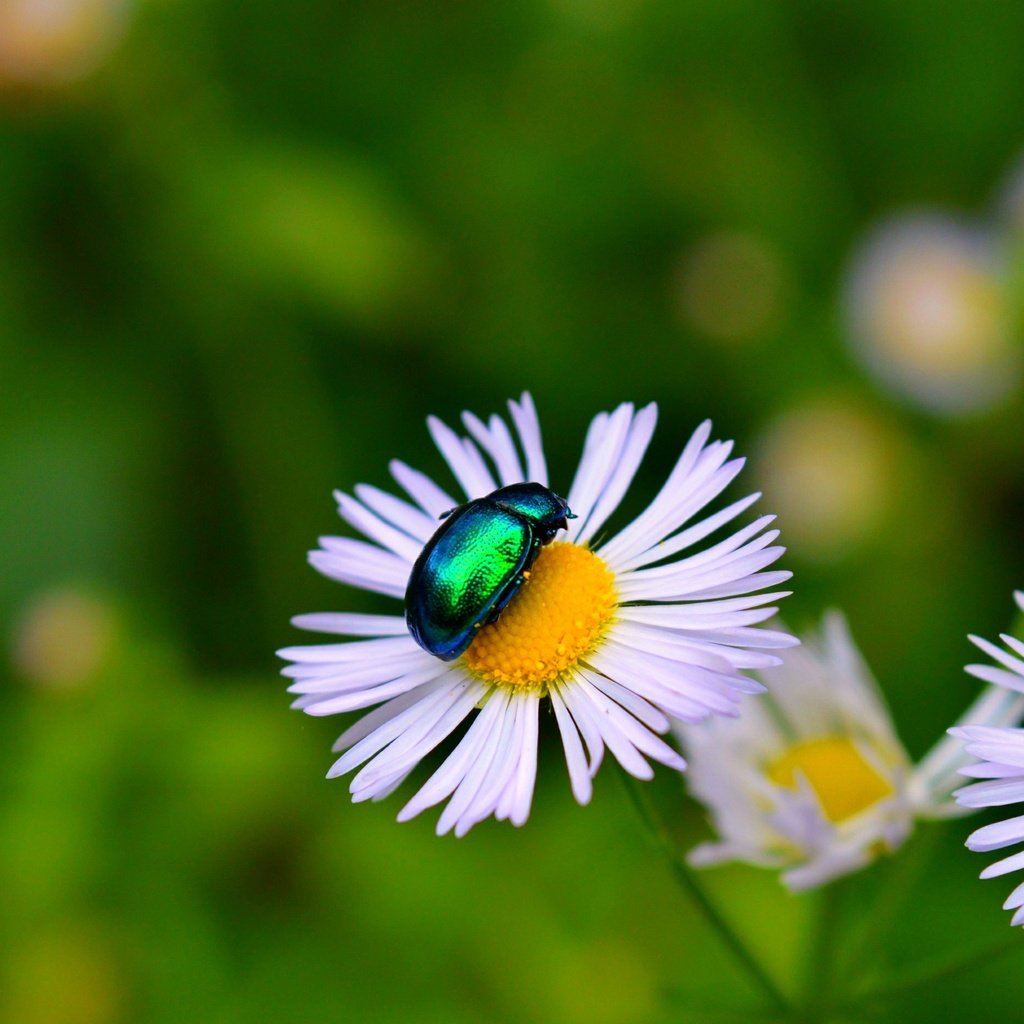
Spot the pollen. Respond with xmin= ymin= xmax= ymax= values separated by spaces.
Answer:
xmin=767 ymin=736 xmax=894 ymax=825
xmin=463 ymin=542 xmax=617 ymax=691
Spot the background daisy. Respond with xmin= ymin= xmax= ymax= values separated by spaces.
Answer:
xmin=677 ymin=611 xmax=1024 ymax=890
xmin=280 ymin=394 xmax=794 ymax=834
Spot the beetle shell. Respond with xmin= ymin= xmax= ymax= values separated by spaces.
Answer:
xmin=405 ymin=483 xmax=572 ymax=661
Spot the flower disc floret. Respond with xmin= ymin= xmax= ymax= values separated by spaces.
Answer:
xmin=767 ymin=736 xmax=894 ymax=825
xmin=464 ymin=543 xmax=617 ymax=690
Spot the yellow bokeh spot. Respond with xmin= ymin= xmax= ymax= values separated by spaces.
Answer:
xmin=463 ymin=542 xmax=617 ymax=690
xmin=767 ymin=736 xmax=894 ymax=825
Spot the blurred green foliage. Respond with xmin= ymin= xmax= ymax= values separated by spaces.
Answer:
xmin=4 ymin=1 xmax=1024 ymax=1021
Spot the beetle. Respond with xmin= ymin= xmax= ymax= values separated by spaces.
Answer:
xmin=405 ymin=482 xmax=575 ymax=661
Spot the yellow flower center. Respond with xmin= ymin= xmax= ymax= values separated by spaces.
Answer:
xmin=463 ymin=542 xmax=617 ymax=690
xmin=766 ymin=736 xmax=894 ymax=825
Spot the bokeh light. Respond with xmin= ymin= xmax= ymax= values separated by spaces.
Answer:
xmin=0 ymin=0 xmax=129 ymax=87
xmin=754 ymin=398 xmax=907 ymax=562
xmin=844 ymin=216 xmax=1021 ymax=415
xmin=11 ymin=586 xmax=118 ymax=691
xmin=673 ymin=230 xmax=790 ymax=344
xmin=1 ymin=919 xmax=126 ymax=1024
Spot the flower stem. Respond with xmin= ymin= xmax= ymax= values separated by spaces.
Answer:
xmin=801 ymin=883 xmax=843 ymax=1020
xmin=619 ymin=772 xmax=791 ymax=1016
xmin=838 ymin=824 xmax=939 ymax=986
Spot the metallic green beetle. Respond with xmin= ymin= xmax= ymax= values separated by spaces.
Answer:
xmin=405 ymin=482 xmax=575 ymax=661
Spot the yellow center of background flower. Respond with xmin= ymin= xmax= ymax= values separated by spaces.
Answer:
xmin=464 ymin=542 xmax=617 ymax=690
xmin=767 ymin=736 xmax=894 ymax=824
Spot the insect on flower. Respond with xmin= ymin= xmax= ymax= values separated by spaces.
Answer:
xmin=279 ymin=394 xmax=795 ymax=835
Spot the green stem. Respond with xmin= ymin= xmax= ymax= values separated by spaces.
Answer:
xmin=800 ymin=883 xmax=843 ymax=1021
xmin=838 ymin=824 xmax=940 ymax=987
xmin=619 ymin=772 xmax=791 ymax=1016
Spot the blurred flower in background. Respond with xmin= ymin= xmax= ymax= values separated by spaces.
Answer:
xmin=280 ymin=396 xmax=794 ymax=836
xmin=753 ymin=397 xmax=906 ymax=562
xmin=673 ymin=230 xmax=791 ymax=345
xmin=676 ymin=612 xmax=1024 ymax=891
xmin=11 ymin=585 xmax=118 ymax=692
xmin=843 ymin=215 xmax=1020 ymax=416
xmin=4 ymin=917 xmax=126 ymax=1024
xmin=0 ymin=0 xmax=130 ymax=87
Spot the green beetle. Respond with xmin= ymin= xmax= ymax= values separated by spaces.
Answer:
xmin=405 ymin=483 xmax=575 ymax=661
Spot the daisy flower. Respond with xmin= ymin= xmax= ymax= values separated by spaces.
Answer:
xmin=952 ymin=591 xmax=1024 ymax=925
xmin=675 ymin=612 xmax=1024 ymax=890
xmin=843 ymin=215 xmax=1019 ymax=416
xmin=279 ymin=394 xmax=795 ymax=836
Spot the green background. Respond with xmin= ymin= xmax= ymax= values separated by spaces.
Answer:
xmin=3 ymin=1 xmax=1024 ymax=1021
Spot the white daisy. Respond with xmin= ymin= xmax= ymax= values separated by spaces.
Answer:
xmin=952 ymin=591 xmax=1024 ymax=925
xmin=279 ymin=394 xmax=795 ymax=835
xmin=675 ymin=612 xmax=1024 ymax=890
xmin=844 ymin=215 xmax=1019 ymax=416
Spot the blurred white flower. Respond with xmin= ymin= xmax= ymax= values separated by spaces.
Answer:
xmin=676 ymin=612 xmax=1024 ymax=890
xmin=0 ymin=0 xmax=129 ymax=86
xmin=844 ymin=215 xmax=1020 ymax=415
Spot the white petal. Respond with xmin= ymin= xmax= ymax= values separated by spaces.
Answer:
xmin=575 ymin=403 xmax=658 ymax=546
xmin=327 ymin=675 xmax=472 ymax=777
xmin=309 ymin=541 xmax=408 ymax=598
xmin=428 ymin=415 xmax=497 ymax=498
xmin=598 ymin=420 xmax=716 ymax=565
xmin=434 ymin=692 xmax=511 ymax=835
xmin=332 ymin=683 xmax=445 ymax=753
xmin=302 ymin=669 xmax=450 ymax=716
xmin=954 ymin=778 xmax=1024 ymax=808
xmin=981 ymin=848 xmax=1024 ymax=879
xmin=508 ymin=392 xmax=548 ymax=485
xmin=561 ymin=680 xmax=654 ymax=780
xmin=290 ymin=612 xmax=409 ymax=637
xmin=551 ymin=686 xmax=593 ymax=804
xmin=506 ymin=691 xmax=540 ymax=827
xmin=286 ymin=653 xmax=437 ymax=694
xmin=461 ymin=410 xmax=525 ymax=486
xmin=334 ymin=492 xmax=425 ymax=562
xmin=354 ymin=483 xmax=437 ymax=542
xmin=455 ymin=693 xmax=524 ymax=831
xmin=969 ymin=635 xmax=1024 ymax=682
xmin=581 ymin=669 xmax=670 ymax=733
xmin=350 ymin=681 xmax=484 ymax=792
xmin=279 ymin=634 xmax=421 ymax=666
xmin=966 ymin=664 xmax=1024 ymax=694
xmin=1004 ymin=634 xmax=1024 ymax=661
xmin=567 ymin=405 xmax=633 ymax=539
xmin=613 ymin=455 xmax=747 ymax=572
xmin=389 ymin=459 xmax=456 ymax=518
xmin=1004 ymin=879 xmax=1024 ymax=910
xmin=966 ymin=814 xmax=1024 ymax=853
